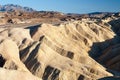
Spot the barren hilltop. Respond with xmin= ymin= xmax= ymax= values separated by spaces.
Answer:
xmin=0 ymin=4 xmax=120 ymax=80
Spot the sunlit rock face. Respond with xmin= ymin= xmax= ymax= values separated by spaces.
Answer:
xmin=1 ymin=18 xmax=120 ymax=80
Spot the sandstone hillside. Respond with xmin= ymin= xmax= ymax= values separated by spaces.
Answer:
xmin=1 ymin=17 xmax=120 ymax=79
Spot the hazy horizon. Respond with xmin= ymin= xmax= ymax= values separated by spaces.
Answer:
xmin=0 ymin=0 xmax=120 ymax=14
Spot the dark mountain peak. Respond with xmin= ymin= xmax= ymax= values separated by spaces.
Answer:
xmin=0 ymin=4 xmax=36 ymax=12
xmin=88 ymin=12 xmax=116 ymax=15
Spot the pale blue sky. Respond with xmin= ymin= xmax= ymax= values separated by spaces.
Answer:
xmin=0 ymin=0 xmax=120 ymax=13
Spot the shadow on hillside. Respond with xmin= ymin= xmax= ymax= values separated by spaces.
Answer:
xmin=88 ymin=18 xmax=120 ymax=79
xmin=89 ymin=18 xmax=120 ymax=59
xmin=98 ymin=76 xmax=120 ymax=80
xmin=108 ymin=18 xmax=120 ymax=36
xmin=89 ymin=35 xmax=120 ymax=77
xmin=89 ymin=35 xmax=120 ymax=60
xmin=25 ymin=24 xmax=41 ymax=37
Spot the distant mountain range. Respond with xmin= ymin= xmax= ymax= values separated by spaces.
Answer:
xmin=0 ymin=4 xmax=35 ymax=12
xmin=88 ymin=12 xmax=118 ymax=15
xmin=0 ymin=4 xmax=119 ymax=16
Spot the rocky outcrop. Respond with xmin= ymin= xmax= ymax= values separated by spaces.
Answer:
xmin=1 ymin=19 xmax=119 ymax=80
xmin=0 ymin=68 xmax=41 ymax=80
xmin=0 ymin=28 xmax=40 ymax=80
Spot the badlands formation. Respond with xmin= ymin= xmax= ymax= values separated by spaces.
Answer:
xmin=0 ymin=11 xmax=120 ymax=80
